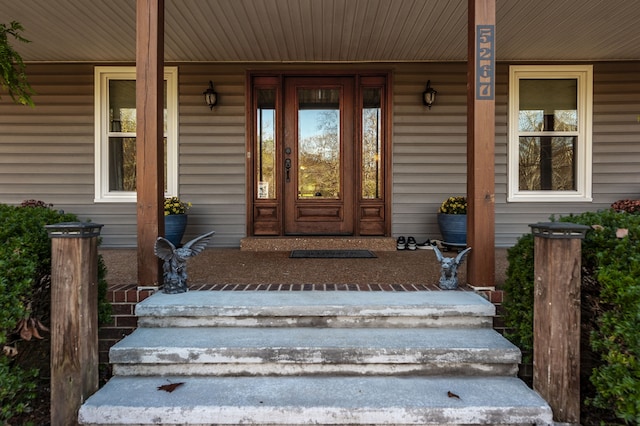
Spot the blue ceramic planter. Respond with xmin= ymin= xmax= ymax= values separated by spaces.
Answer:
xmin=164 ymin=214 xmax=187 ymax=247
xmin=437 ymin=213 xmax=467 ymax=245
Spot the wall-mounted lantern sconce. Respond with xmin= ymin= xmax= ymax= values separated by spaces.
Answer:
xmin=203 ymin=81 xmax=218 ymax=110
xmin=422 ymin=80 xmax=437 ymax=109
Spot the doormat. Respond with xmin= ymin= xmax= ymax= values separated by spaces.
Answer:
xmin=290 ymin=249 xmax=377 ymax=258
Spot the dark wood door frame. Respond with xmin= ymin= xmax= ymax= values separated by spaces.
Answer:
xmin=246 ymin=70 xmax=392 ymax=238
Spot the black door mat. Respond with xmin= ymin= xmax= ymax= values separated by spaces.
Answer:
xmin=290 ymin=249 xmax=377 ymax=258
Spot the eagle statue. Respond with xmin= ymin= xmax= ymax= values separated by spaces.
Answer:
xmin=154 ymin=231 xmax=215 ymax=294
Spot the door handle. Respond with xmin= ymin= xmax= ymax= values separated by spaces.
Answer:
xmin=284 ymin=158 xmax=291 ymax=182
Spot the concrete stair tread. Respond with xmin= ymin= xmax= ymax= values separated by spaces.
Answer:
xmin=110 ymin=327 xmax=521 ymax=364
xmin=79 ymin=375 xmax=552 ymax=425
xmin=135 ymin=291 xmax=495 ymax=318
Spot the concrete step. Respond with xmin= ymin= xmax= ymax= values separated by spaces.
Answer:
xmin=79 ymin=375 xmax=552 ymax=425
xmin=135 ymin=291 xmax=495 ymax=328
xmin=110 ymin=327 xmax=521 ymax=377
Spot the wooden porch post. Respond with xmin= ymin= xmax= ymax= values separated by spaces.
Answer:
xmin=46 ymin=222 xmax=103 ymax=426
xmin=136 ymin=0 xmax=165 ymax=286
xmin=466 ymin=0 xmax=496 ymax=286
xmin=530 ymin=222 xmax=589 ymax=425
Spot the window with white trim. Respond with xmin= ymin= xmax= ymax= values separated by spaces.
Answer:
xmin=94 ymin=66 xmax=178 ymax=202
xmin=508 ymin=65 xmax=593 ymax=202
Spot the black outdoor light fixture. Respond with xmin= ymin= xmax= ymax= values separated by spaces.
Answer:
xmin=203 ymin=81 xmax=218 ymax=110
xmin=422 ymin=80 xmax=437 ymax=109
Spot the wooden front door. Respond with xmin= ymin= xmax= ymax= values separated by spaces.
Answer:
xmin=249 ymin=72 xmax=389 ymax=237
xmin=283 ymin=77 xmax=355 ymax=235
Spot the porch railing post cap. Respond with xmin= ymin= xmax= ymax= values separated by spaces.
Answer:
xmin=45 ymin=222 xmax=104 ymax=239
xmin=528 ymin=222 xmax=590 ymax=239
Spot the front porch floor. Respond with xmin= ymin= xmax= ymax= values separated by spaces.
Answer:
xmin=101 ymin=247 xmax=509 ymax=290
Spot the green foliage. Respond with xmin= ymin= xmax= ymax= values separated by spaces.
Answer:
xmin=503 ymin=208 xmax=640 ymax=423
xmin=0 ymin=202 xmax=111 ymax=422
xmin=502 ymin=232 xmax=535 ymax=363
xmin=563 ymin=210 xmax=640 ymax=424
xmin=0 ymin=21 xmax=34 ymax=106
xmin=0 ymin=356 xmax=37 ymax=421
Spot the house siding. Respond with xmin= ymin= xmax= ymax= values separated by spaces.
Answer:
xmin=0 ymin=62 xmax=638 ymax=248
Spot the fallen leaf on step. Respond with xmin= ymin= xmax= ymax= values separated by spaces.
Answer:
xmin=157 ymin=382 xmax=185 ymax=393
xmin=447 ymin=391 xmax=460 ymax=399
xmin=616 ymin=228 xmax=629 ymax=238
xmin=3 ymin=345 xmax=18 ymax=357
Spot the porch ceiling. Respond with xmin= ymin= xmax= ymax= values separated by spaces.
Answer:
xmin=3 ymin=0 xmax=640 ymax=63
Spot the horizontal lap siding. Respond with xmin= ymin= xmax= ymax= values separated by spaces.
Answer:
xmin=175 ymin=64 xmax=247 ymax=248
xmin=392 ymin=63 xmax=468 ymax=242
xmin=1 ymin=62 xmax=639 ymax=249
xmin=592 ymin=62 xmax=640 ymax=200
xmin=0 ymin=63 xmax=247 ymax=248
xmin=0 ymin=64 xmax=113 ymax=230
xmin=393 ymin=62 xmax=640 ymax=247
xmin=494 ymin=62 xmax=640 ymax=246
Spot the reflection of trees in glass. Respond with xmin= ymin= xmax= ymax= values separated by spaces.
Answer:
xmin=117 ymin=109 xmax=137 ymax=191
xmin=298 ymin=110 xmax=340 ymax=198
xmin=108 ymin=136 xmax=167 ymax=192
xmin=257 ymin=109 xmax=276 ymax=198
xmin=518 ymin=110 xmax=576 ymax=191
xmin=362 ymin=107 xmax=381 ymax=199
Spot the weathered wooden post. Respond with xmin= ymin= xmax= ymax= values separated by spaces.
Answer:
xmin=529 ymin=222 xmax=589 ymax=425
xmin=46 ymin=222 xmax=103 ymax=426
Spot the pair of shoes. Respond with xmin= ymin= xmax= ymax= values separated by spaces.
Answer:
xmin=397 ymin=236 xmax=417 ymax=250
xmin=416 ymin=239 xmax=434 ymax=250
xmin=407 ymin=236 xmax=417 ymax=250
xmin=396 ymin=236 xmax=406 ymax=250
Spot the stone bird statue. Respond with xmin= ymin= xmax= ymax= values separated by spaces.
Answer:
xmin=433 ymin=246 xmax=471 ymax=290
xmin=154 ymin=231 xmax=215 ymax=294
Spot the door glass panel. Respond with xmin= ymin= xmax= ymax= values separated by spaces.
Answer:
xmin=256 ymin=89 xmax=276 ymax=199
xmin=362 ymin=88 xmax=382 ymax=199
xmin=297 ymin=88 xmax=340 ymax=199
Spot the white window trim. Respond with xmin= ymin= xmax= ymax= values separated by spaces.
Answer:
xmin=508 ymin=65 xmax=593 ymax=202
xmin=94 ymin=66 xmax=178 ymax=202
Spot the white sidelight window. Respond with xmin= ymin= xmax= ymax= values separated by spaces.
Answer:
xmin=508 ymin=65 xmax=593 ymax=202
xmin=94 ymin=66 xmax=178 ymax=202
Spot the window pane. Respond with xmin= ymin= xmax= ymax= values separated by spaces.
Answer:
xmin=519 ymin=79 xmax=577 ymax=132
xmin=297 ymin=88 xmax=340 ymax=199
xmin=256 ymin=89 xmax=276 ymax=199
xmin=362 ymin=88 xmax=382 ymax=199
xmin=108 ymin=138 xmax=168 ymax=192
xmin=109 ymin=80 xmax=137 ymax=132
xmin=108 ymin=80 xmax=168 ymax=192
xmin=519 ymin=136 xmax=576 ymax=191
xmin=109 ymin=137 xmax=136 ymax=191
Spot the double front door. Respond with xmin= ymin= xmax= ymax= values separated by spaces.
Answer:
xmin=250 ymin=73 xmax=389 ymax=237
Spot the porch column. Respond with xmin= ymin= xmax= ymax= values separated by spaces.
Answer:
xmin=530 ymin=222 xmax=589 ymax=425
xmin=136 ymin=0 xmax=165 ymax=286
xmin=466 ymin=0 xmax=496 ymax=286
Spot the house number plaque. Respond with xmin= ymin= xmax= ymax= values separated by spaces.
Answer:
xmin=476 ymin=25 xmax=495 ymax=100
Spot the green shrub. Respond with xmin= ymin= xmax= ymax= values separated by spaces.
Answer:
xmin=568 ymin=210 xmax=640 ymax=424
xmin=502 ymin=232 xmax=535 ymax=364
xmin=0 ymin=202 xmax=111 ymax=422
xmin=503 ymin=208 xmax=640 ymax=424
